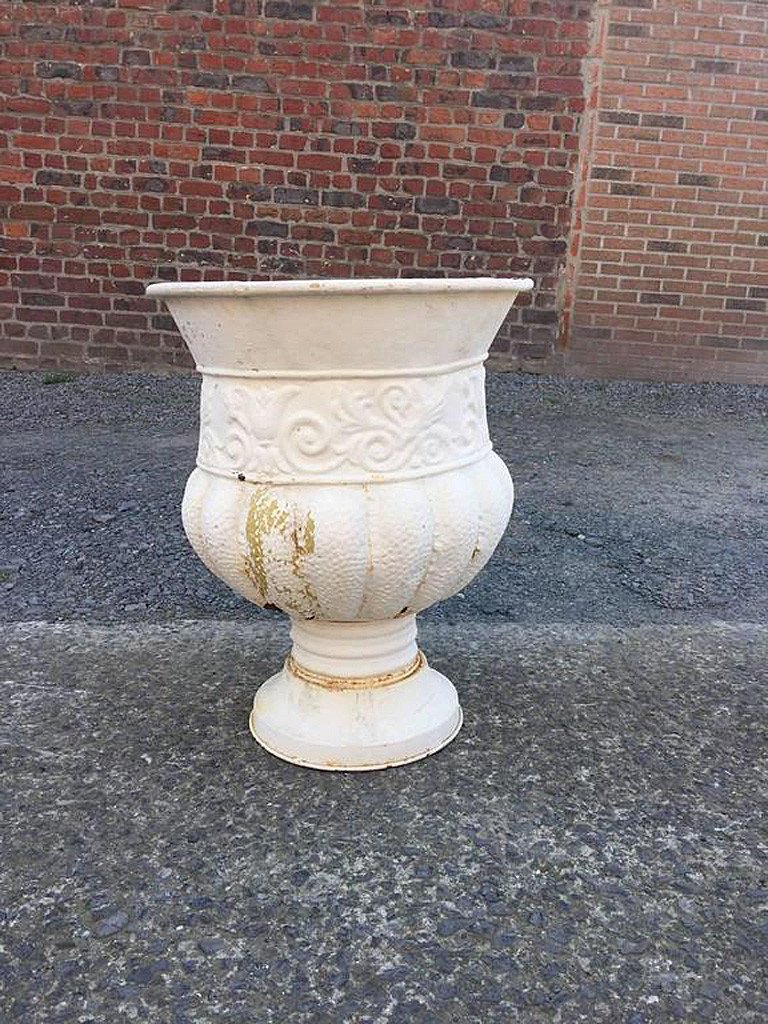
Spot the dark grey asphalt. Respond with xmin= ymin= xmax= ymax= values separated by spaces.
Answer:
xmin=1 ymin=621 xmax=766 ymax=1023
xmin=0 ymin=371 xmax=766 ymax=624
xmin=1 ymin=370 xmax=767 ymax=1023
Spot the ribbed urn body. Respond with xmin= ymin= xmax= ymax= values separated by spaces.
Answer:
xmin=180 ymin=371 xmax=513 ymax=622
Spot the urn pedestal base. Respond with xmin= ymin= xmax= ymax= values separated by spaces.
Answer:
xmin=248 ymin=617 xmax=462 ymax=771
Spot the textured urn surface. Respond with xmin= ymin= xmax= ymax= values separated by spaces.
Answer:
xmin=148 ymin=278 xmax=533 ymax=770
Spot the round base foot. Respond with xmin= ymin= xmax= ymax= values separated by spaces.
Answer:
xmin=248 ymin=661 xmax=462 ymax=772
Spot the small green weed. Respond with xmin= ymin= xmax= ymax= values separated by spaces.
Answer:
xmin=42 ymin=371 xmax=78 ymax=385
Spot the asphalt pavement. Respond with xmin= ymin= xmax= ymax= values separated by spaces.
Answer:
xmin=1 ymin=370 xmax=767 ymax=1023
xmin=1 ymin=371 xmax=766 ymax=625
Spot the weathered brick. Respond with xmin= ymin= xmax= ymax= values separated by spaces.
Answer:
xmin=134 ymin=177 xmax=172 ymax=193
xmin=694 ymin=59 xmax=737 ymax=74
xmin=94 ymin=65 xmax=119 ymax=81
xmin=725 ymin=298 xmax=764 ymax=311
xmin=610 ymin=182 xmax=649 ymax=196
xmin=503 ymin=112 xmax=525 ymax=129
xmin=426 ymin=11 xmax=458 ymax=28
xmin=678 ymin=173 xmax=719 ymax=188
xmin=168 ymin=0 xmax=213 ymax=11
xmin=472 ymin=90 xmax=529 ymax=109
xmin=591 ymin=167 xmax=631 ymax=181
xmin=192 ymin=72 xmax=229 ymax=89
xmin=523 ymin=308 xmax=558 ymax=324
xmin=347 ymin=157 xmax=377 ymax=173
xmin=36 ymin=170 xmax=82 ymax=187
xmin=375 ymin=122 xmax=417 ymax=141
xmin=54 ymin=100 xmax=96 ymax=116
xmin=273 ymin=187 xmax=319 ymax=205
xmin=202 ymin=147 xmax=246 ymax=163
xmin=640 ymin=293 xmax=681 ymax=306
xmin=464 ymin=12 xmax=507 ymax=30
xmin=647 ymin=240 xmax=687 ymax=253
xmin=600 ymin=110 xmax=640 ymax=125
xmin=499 ymin=56 xmax=535 ymax=73
xmin=366 ymin=10 xmax=409 ymax=26
xmin=226 ymin=183 xmax=271 ymax=201
xmin=36 ymin=61 xmax=82 ymax=80
xmin=451 ymin=52 xmax=496 ymax=70
xmin=331 ymin=121 xmax=366 ymax=136
xmin=608 ymin=23 xmax=648 ymax=37
xmin=264 ymin=1 xmax=313 ymax=19
xmin=101 ymin=177 xmax=131 ymax=190
xmin=231 ymin=75 xmax=272 ymax=94
xmin=445 ymin=236 xmax=473 ymax=250
xmin=21 ymin=292 xmax=65 ymax=307
xmin=415 ymin=197 xmax=460 ymax=215
xmin=20 ymin=24 xmax=63 ymax=40
xmin=122 ymin=50 xmax=151 ymax=66
xmin=641 ymin=114 xmax=684 ymax=129
xmin=322 ymin=191 xmax=366 ymax=209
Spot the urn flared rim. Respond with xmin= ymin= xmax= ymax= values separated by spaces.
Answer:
xmin=145 ymin=276 xmax=534 ymax=299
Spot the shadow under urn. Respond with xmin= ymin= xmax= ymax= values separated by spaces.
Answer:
xmin=147 ymin=277 xmax=533 ymax=770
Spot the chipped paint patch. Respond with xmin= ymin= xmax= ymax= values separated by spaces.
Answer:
xmin=244 ymin=486 xmax=318 ymax=616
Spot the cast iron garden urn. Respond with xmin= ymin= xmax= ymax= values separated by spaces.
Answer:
xmin=147 ymin=277 xmax=533 ymax=770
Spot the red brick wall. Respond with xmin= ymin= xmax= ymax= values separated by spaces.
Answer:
xmin=563 ymin=0 xmax=768 ymax=383
xmin=0 ymin=0 xmax=594 ymax=371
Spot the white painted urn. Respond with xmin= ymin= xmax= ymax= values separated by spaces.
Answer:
xmin=147 ymin=277 xmax=533 ymax=770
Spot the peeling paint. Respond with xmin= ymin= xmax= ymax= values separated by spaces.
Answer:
xmin=285 ymin=650 xmax=425 ymax=690
xmin=244 ymin=486 xmax=318 ymax=616
xmin=244 ymin=487 xmax=289 ymax=601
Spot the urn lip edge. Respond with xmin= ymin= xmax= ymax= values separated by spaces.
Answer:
xmin=145 ymin=276 xmax=534 ymax=299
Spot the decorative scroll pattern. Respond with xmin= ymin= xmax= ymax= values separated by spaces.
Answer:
xmin=197 ymin=366 xmax=490 ymax=482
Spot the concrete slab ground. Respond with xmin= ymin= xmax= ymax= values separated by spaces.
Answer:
xmin=1 ymin=372 xmax=767 ymax=1022
xmin=2 ymin=621 xmax=766 ymax=1023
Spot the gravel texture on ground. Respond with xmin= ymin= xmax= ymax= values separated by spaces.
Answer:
xmin=0 ymin=370 xmax=766 ymax=625
xmin=1 ymin=370 xmax=767 ymax=1024
xmin=2 ymin=620 xmax=766 ymax=1024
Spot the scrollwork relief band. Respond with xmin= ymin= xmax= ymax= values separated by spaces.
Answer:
xmin=196 ymin=364 xmax=491 ymax=484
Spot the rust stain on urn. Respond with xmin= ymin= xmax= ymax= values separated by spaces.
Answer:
xmin=285 ymin=650 xmax=426 ymax=690
xmin=244 ymin=487 xmax=288 ymax=601
xmin=244 ymin=486 xmax=318 ymax=616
